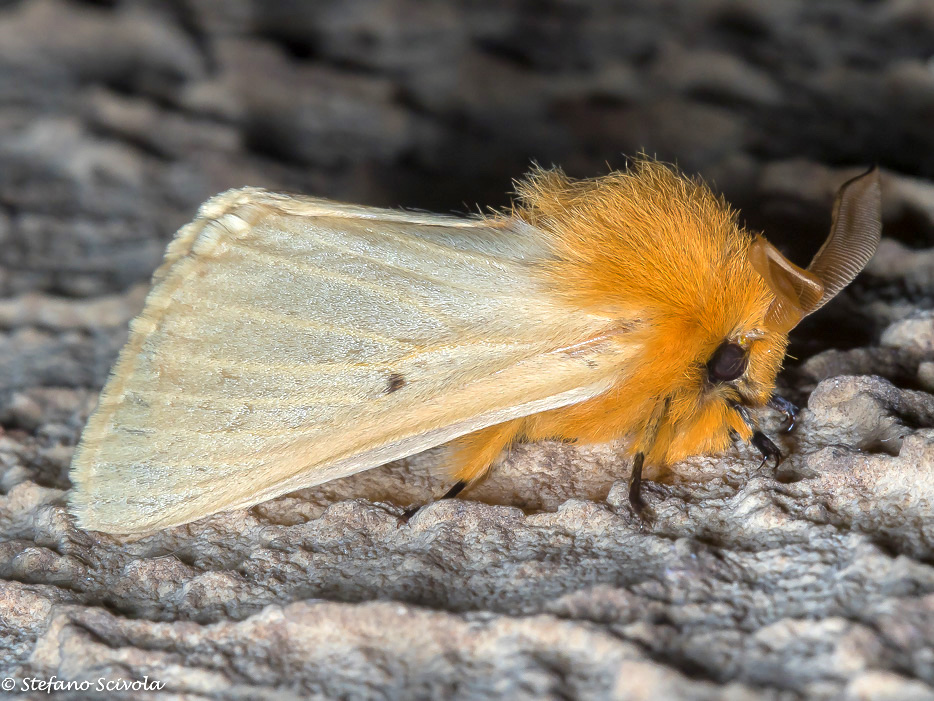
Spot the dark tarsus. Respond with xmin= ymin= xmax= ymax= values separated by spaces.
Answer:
xmin=628 ymin=452 xmax=646 ymax=516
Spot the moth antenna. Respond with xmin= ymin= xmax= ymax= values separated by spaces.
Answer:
xmin=748 ymin=236 xmax=824 ymax=333
xmin=749 ymin=166 xmax=882 ymax=334
xmin=806 ymin=165 xmax=882 ymax=312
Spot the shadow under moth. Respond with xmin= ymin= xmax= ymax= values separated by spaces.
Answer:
xmin=69 ymin=159 xmax=882 ymax=534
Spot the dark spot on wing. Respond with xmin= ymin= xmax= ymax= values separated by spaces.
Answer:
xmin=386 ymin=373 xmax=406 ymax=394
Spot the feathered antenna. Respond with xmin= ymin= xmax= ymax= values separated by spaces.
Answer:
xmin=749 ymin=167 xmax=882 ymax=334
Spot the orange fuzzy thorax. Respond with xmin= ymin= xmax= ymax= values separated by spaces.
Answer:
xmin=452 ymin=160 xmax=788 ymax=481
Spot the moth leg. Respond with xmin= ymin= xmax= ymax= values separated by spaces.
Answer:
xmin=730 ymin=401 xmax=781 ymax=470
xmin=401 ymin=421 xmax=523 ymax=521
xmin=450 ymin=420 xmax=523 ymax=486
xmin=751 ymin=431 xmax=782 ymax=470
xmin=768 ymin=395 xmax=799 ymax=433
xmin=628 ymin=452 xmax=647 ymax=516
xmin=730 ymin=401 xmax=755 ymax=431
xmin=440 ymin=480 xmax=468 ymax=500
xmin=402 ymin=479 xmax=470 ymax=520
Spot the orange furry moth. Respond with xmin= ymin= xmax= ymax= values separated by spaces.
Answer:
xmin=69 ymin=159 xmax=882 ymax=533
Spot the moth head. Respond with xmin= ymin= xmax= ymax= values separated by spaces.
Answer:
xmin=748 ymin=167 xmax=882 ymax=336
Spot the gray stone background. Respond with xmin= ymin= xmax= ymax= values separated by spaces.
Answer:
xmin=1 ymin=0 xmax=934 ymax=699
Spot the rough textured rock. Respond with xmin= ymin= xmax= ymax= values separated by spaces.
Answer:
xmin=0 ymin=1 xmax=933 ymax=699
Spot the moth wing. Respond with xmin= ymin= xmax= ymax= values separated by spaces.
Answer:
xmin=70 ymin=189 xmax=624 ymax=533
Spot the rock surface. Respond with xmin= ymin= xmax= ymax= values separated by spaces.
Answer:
xmin=1 ymin=1 xmax=933 ymax=699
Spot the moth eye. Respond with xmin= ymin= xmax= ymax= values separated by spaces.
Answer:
xmin=707 ymin=341 xmax=748 ymax=382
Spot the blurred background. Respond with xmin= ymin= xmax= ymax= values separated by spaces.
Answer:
xmin=0 ymin=0 xmax=932 ymax=399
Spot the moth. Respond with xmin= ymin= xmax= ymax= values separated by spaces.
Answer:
xmin=69 ymin=160 xmax=882 ymax=534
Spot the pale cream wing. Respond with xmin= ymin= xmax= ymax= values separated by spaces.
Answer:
xmin=70 ymin=189 xmax=626 ymax=533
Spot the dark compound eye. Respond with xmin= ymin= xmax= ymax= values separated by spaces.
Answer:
xmin=707 ymin=341 xmax=748 ymax=382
